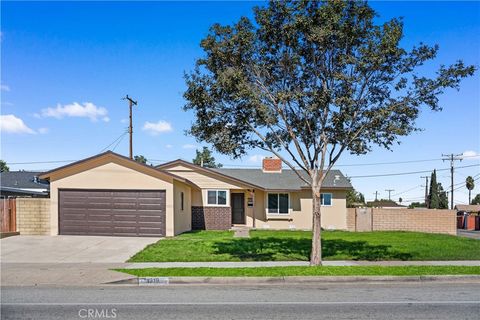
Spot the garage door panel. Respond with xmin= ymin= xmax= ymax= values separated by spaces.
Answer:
xmin=59 ymin=189 xmax=166 ymax=237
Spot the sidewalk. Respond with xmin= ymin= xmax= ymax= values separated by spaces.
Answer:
xmin=123 ymin=260 xmax=480 ymax=269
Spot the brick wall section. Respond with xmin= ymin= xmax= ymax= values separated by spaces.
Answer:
xmin=262 ymin=157 xmax=282 ymax=172
xmin=192 ymin=206 xmax=232 ymax=230
xmin=16 ymin=198 xmax=50 ymax=235
xmin=346 ymin=208 xmax=456 ymax=235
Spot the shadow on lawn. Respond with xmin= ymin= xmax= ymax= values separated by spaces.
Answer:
xmin=212 ymin=237 xmax=412 ymax=261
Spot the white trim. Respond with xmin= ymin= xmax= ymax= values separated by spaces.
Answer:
xmin=321 ymin=193 xmax=333 ymax=206
xmin=266 ymin=192 xmax=290 ymax=215
xmin=205 ymin=189 xmax=229 ymax=207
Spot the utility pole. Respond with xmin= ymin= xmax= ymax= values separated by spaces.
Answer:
xmin=442 ymin=153 xmax=463 ymax=209
xmin=122 ymin=95 xmax=138 ymax=159
xmin=420 ymin=176 xmax=429 ymax=205
xmin=373 ymin=191 xmax=379 ymax=201
xmin=385 ymin=189 xmax=394 ymax=201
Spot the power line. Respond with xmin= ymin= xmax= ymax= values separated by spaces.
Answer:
xmin=99 ymin=129 xmax=129 ymax=153
xmin=348 ymin=164 xmax=479 ymax=179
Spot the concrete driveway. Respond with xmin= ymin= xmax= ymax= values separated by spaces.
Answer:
xmin=1 ymin=235 xmax=161 ymax=263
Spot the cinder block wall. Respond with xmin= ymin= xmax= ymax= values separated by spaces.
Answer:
xmin=16 ymin=198 xmax=51 ymax=235
xmin=372 ymin=208 xmax=456 ymax=235
xmin=346 ymin=208 xmax=356 ymax=231
xmin=346 ymin=208 xmax=456 ymax=235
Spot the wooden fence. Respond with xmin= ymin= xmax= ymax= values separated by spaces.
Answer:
xmin=1 ymin=199 xmax=17 ymax=233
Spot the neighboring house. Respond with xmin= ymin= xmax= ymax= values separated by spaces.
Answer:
xmin=366 ymin=200 xmax=406 ymax=209
xmin=455 ymin=205 xmax=480 ymax=214
xmin=0 ymin=171 xmax=50 ymax=198
xmin=38 ymin=151 xmax=352 ymax=237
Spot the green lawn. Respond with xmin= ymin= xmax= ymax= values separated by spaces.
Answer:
xmin=117 ymin=266 xmax=480 ymax=277
xmin=128 ymin=230 xmax=480 ymax=262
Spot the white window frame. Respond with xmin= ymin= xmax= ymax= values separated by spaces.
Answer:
xmin=267 ymin=193 xmax=290 ymax=215
xmin=206 ymin=189 xmax=228 ymax=206
xmin=321 ymin=193 xmax=333 ymax=206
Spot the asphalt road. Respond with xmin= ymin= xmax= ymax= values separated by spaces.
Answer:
xmin=2 ymin=282 xmax=479 ymax=319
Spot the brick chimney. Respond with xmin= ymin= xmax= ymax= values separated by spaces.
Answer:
xmin=262 ymin=157 xmax=282 ymax=173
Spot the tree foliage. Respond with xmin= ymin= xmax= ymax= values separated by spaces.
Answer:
xmin=466 ymin=176 xmax=475 ymax=204
xmin=134 ymin=155 xmax=148 ymax=164
xmin=346 ymin=188 xmax=365 ymax=207
xmin=192 ymin=147 xmax=223 ymax=168
xmin=0 ymin=160 xmax=9 ymax=172
xmin=183 ymin=0 xmax=475 ymax=264
xmin=428 ymin=170 xmax=439 ymax=209
xmin=472 ymin=194 xmax=480 ymax=205
xmin=408 ymin=202 xmax=427 ymax=209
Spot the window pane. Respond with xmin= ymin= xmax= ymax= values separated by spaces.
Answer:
xmin=207 ymin=191 xmax=217 ymax=205
xmin=322 ymin=193 xmax=332 ymax=206
xmin=268 ymin=194 xmax=278 ymax=213
xmin=279 ymin=194 xmax=289 ymax=214
xmin=218 ymin=191 xmax=227 ymax=205
xmin=181 ymin=192 xmax=184 ymax=210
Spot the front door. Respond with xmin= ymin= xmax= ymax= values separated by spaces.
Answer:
xmin=231 ymin=193 xmax=245 ymax=224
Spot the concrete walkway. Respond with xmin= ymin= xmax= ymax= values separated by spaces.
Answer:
xmin=123 ymin=260 xmax=480 ymax=269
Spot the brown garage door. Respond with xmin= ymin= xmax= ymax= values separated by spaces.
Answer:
xmin=59 ymin=189 xmax=166 ymax=237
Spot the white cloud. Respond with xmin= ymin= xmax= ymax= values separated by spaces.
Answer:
xmin=38 ymin=127 xmax=49 ymax=134
xmin=40 ymin=102 xmax=109 ymax=122
xmin=120 ymin=118 xmax=128 ymax=124
xmin=1 ymin=101 xmax=14 ymax=107
xmin=1 ymin=84 xmax=10 ymax=92
xmin=165 ymin=144 xmax=173 ymax=149
xmin=0 ymin=114 xmax=36 ymax=134
xmin=248 ymin=154 xmax=266 ymax=163
xmin=462 ymin=150 xmax=480 ymax=160
xmin=182 ymin=144 xmax=198 ymax=149
xmin=142 ymin=120 xmax=173 ymax=135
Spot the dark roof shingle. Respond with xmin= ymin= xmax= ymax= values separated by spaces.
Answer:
xmin=0 ymin=171 xmax=50 ymax=190
xmin=211 ymin=168 xmax=352 ymax=190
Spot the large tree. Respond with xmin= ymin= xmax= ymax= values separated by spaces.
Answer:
xmin=466 ymin=176 xmax=475 ymax=204
xmin=192 ymin=147 xmax=223 ymax=168
xmin=183 ymin=0 xmax=475 ymax=265
xmin=428 ymin=170 xmax=440 ymax=209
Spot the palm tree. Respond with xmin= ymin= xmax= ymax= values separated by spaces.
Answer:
xmin=466 ymin=176 xmax=475 ymax=204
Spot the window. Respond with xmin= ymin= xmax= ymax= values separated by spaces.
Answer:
xmin=180 ymin=192 xmax=184 ymax=211
xmin=321 ymin=193 xmax=332 ymax=206
xmin=268 ymin=193 xmax=289 ymax=214
xmin=207 ymin=190 xmax=227 ymax=205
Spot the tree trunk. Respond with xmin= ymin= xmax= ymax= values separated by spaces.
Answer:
xmin=469 ymin=190 xmax=471 ymax=205
xmin=310 ymin=187 xmax=322 ymax=266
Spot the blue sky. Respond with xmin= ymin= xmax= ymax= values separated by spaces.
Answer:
xmin=1 ymin=1 xmax=479 ymax=205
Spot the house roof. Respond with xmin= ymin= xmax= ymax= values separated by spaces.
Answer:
xmin=210 ymin=168 xmax=352 ymax=190
xmin=156 ymin=159 xmax=262 ymax=189
xmin=0 ymin=171 xmax=50 ymax=190
xmin=39 ymin=151 xmax=196 ymax=187
xmin=366 ymin=200 xmax=406 ymax=208
xmin=455 ymin=205 xmax=480 ymax=213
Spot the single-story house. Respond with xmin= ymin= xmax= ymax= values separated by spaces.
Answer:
xmin=39 ymin=151 xmax=352 ymax=237
xmin=0 ymin=171 xmax=50 ymax=198
xmin=455 ymin=205 xmax=480 ymax=215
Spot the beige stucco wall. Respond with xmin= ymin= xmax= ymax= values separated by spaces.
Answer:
xmin=245 ymin=189 xmax=347 ymax=230
xmin=173 ymin=180 xmax=192 ymax=235
xmin=48 ymin=162 xmax=176 ymax=236
xmin=16 ymin=198 xmax=51 ymax=235
xmin=164 ymin=164 xmax=246 ymax=190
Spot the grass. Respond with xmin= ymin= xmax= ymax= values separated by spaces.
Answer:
xmin=128 ymin=230 xmax=480 ymax=262
xmin=117 ymin=266 xmax=480 ymax=277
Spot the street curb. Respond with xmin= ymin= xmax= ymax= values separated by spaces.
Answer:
xmin=106 ymin=275 xmax=480 ymax=286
